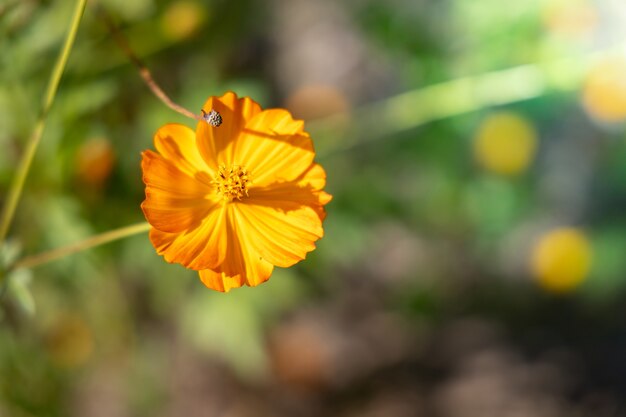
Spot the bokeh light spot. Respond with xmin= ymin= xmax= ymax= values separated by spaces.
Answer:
xmin=76 ymin=137 xmax=116 ymax=187
xmin=285 ymin=84 xmax=350 ymax=121
xmin=473 ymin=112 xmax=538 ymax=176
xmin=531 ymin=227 xmax=592 ymax=293
xmin=582 ymin=56 xmax=626 ymax=123
xmin=160 ymin=1 xmax=207 ymax=41
xmin=543 ymin=0 xmax=598 ymax=39
xmin=45 ymin=314 xmax=94 ymax=368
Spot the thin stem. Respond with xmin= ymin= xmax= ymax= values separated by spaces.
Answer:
xmin=94 ymin=4 xmax=204 ymax=121
xmin=0 ymin=0 xmax=87 ymax=243
xmin=11 ymin=222 xmax=151 ymax=271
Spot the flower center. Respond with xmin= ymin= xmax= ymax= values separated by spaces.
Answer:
xmin=214 ymin=165 xmax=250 ymax=201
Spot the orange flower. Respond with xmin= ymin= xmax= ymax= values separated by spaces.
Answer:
xmin=141 ymin=92 xmax=331 ymax=292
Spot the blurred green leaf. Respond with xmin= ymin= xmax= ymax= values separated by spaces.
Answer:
xmin=0 ymin=239 xmax=21 ymax=269
xmin=581 ymin=228 xmax=626 ymax=301
xmin=7 ymin=268 xmax=35 ymax=316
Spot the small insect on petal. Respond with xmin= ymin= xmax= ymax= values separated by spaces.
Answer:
xmin=202 ymin=109 xmax=222 ymax=127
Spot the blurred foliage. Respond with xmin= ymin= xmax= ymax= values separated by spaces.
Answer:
xmin=3 ymin=0 xmax=626 ymax=416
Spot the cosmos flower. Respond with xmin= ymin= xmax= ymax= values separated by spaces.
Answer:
xmin=141 ymin=92 xmax=331 ymax=292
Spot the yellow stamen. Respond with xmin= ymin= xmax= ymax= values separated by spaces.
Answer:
xmin=214 ymin=165 xmax=250 ymax=201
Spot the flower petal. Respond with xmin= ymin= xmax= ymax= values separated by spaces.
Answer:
xmin=148 ymin=203 xmax=228 ymax=270
xmin=141 ymin=151 xmax=216 ymax=233
xmin=235 ymin=164 xmax=331 ymax=268
xmin=198 ymin=269 xmax=256 ymax=293
xmin=235 ymin=109 xmax=315 ymax=186
xmin=154 ymin=123 xmax=213 ymax=176
xmin=235 ymin=201 xmax=323 ymax=268
xmin=196 ymin=92 xmax=262 ymax=169
xmin=196 ymin=205 xmax=274 ymax=291
xmin=248 ymin=163 xmax=332 ymax=220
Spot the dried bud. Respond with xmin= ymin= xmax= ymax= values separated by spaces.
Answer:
xmin=202 ymin=109 xmax=222 ymax=127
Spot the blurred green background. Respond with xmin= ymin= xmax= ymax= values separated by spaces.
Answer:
xmin=3 ymin=0 xmax=626 ymax=415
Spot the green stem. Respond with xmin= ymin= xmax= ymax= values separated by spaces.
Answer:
xmin=312 ymin=44 xmax=623 ymax=157
xmin=0 ymin=0 xmax=87 ymax=243
xmin=11 ymin=222 xmax=151 ymax=271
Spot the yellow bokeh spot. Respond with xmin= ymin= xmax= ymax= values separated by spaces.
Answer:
xmin=582 ymin=56 xmax=626 ymax=123
xmin=531 ymin=228 xmax=592 ymax=293
xmin=160 ymin=1 xmax=207 ymax=41
xmin=45 ymin=314 xmax=94 ymax=368
xmin=543 ymin=0 xmax=597 ymax=38
xmin=473 ymin=112 xmax=538 ymax=176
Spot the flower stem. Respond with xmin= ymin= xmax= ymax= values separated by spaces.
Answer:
xmin=10 ymin=222 xmax=151 ymax=271
xmin=94 ymin=4 xmax=204 ymax=121
xmin=0 ymin=0 xmax=87 ymax=243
